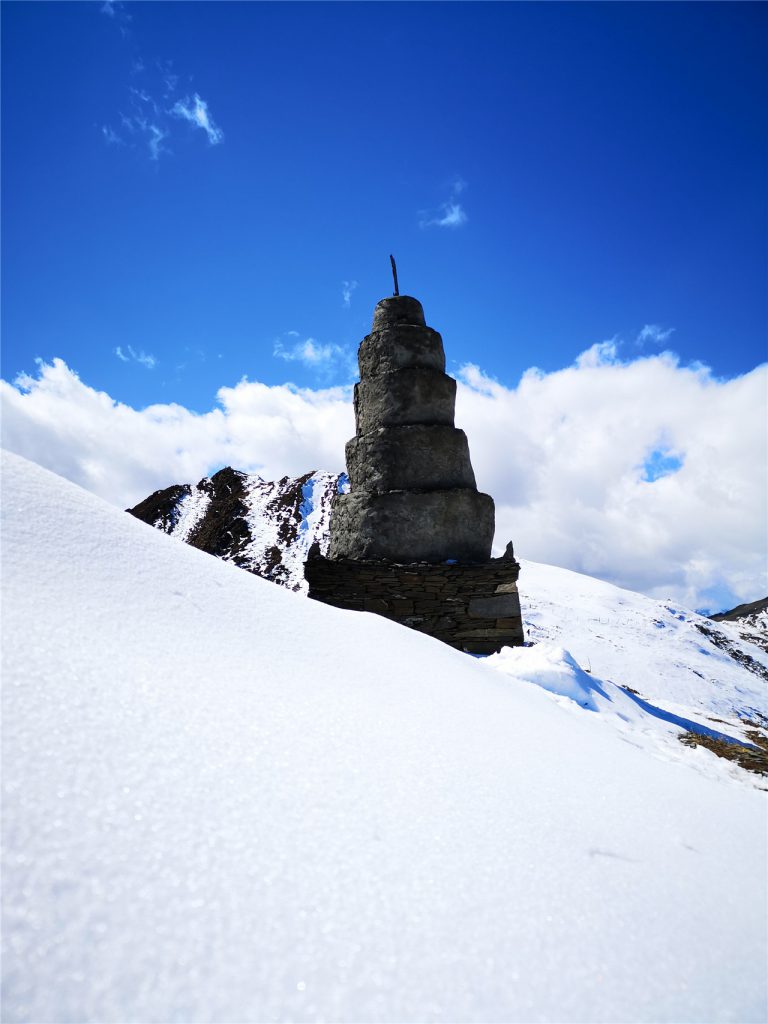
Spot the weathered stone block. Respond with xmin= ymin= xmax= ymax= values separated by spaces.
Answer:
xmin=468 ymin=593 xmax=521 ymax=619
xmin=372 ymin=295 xmax=426 ymax=330
xmin=346 ymin=425 xmax=476 ymax=493
xmin=495 ymin=616 xmax=523 ymax=629
xmin=358 ymin=325 xmax=445 ymax=378
xmin=354 ymin=368 xmax=456 ymax=434
xmin=328 ymin=489 xmax=495 ymax=563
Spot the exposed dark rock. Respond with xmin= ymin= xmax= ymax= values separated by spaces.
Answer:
xmin=128 ymin=467 xmax=342 ymax=591
xmin=187 ymin=468 xmax=251 ymax=564
xmin=711 ymin=597 xmax=768 ymax=623
xmin=695 ymin=623 xmax=768 ymax=682
xmin=127 ymin=483 xmax=191 ymax=533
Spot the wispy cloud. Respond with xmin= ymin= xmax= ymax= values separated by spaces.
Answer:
xmin=115 ymin=345 xmax=157 ymax=369
xmin=101 ymin=125 xmax=124 ymax=147
xmin=341 ymin=280 xmax=358 ymax=309
xmin=171 ymin=94 xmax=224 ymax=146
xmin=100 ymin=0 xmax=131 ymax=35
xmin=637 ymin=324 xmax=675 ymax=348
xmin=272 ymin=333 xmax=355 ymax=381
xmin=420 ymin=178 xmax=468 ymax=229
xmin=98 ymin=10 xmax=223 ymax=160
xmin=274 ymin=337 xmax=344 ymax=367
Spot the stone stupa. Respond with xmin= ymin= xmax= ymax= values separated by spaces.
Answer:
xmin=306 ymin=263 xmax=524 ymax=654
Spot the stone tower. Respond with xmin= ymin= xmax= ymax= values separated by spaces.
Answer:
xmin=306 ymin=291 xmax=524 ymax=654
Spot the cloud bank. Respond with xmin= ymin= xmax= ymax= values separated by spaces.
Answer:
xmin=2 ymin=349 xmax=765 ymax=611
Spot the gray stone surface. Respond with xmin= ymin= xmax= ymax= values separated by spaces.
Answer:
xmin=328 ymin=488 xmax=495 ymax=563
xmin=354 ymin=368 xmax=456 ymax=433
xmin=372 ymin=295 xmax=426 ymax=330
xmin=358 ymin=325 xmax=446 ymax=378
xmin=468 ymin=593 xmax=522 ymax=619
xmin=305 ymin=554 xmax=525 ymax=653
xmin=346 ymin=425 xmax=476 ymax=493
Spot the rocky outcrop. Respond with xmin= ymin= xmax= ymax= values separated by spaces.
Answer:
xmin=128 ymin=467 xmax=343 ymax=591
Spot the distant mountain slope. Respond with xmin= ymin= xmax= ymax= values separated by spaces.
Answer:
xmin=711 ymin=597 xmax=768 ymax=653
xmin=128 ymin=466 xmax=345 ymax=591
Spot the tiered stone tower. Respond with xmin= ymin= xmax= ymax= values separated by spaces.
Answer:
xmin=306 ymin=290 xmax=524 ymax=654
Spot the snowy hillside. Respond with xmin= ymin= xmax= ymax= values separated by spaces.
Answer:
xmin=129 ymin=469 xmax=768 ymax=750
xmin=127 ymin=466 xmax=346 ymax=591
xmin=2 ymin=450 xmax=767 ymax=1024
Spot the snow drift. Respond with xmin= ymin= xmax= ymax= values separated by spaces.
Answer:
xmin=2 ymin=450 xmax=766 ymax=1023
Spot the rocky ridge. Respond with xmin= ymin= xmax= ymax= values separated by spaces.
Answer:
xmin=128 ymin=466 xmax=345 ymax=591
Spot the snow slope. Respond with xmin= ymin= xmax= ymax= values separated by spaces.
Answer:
xmin=2 ymin=450 xmax=766 ymax=1024
xmin=517 ymin=559 xmax=768 ymax=737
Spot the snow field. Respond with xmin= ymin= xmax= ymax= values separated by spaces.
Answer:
xmin=2 ymin=450 xmax=766 ymax=1023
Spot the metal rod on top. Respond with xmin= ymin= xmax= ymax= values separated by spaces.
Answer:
xmin=389 ymin=254 xmax=399 ymax=296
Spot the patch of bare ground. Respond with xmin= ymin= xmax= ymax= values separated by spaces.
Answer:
xmin=679 ymin=726 xmax=768 ymax=778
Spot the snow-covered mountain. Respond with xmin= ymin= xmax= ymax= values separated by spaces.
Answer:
xmin=3 ymin=450 xmax=767 ymax=1023
xmin=129 ymin=468 xmax=768 ymax=747
xmin=127 ymin=466 xmax=346 ymax=591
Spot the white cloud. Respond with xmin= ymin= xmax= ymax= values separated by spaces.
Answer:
xmin=101 ymin=125 xmax=124 ymax=146
xmin=114 ymin=345 xmax=157 ymax=369
xmin=342 ymin=281 xmax=358 ymax=309
xmin=2 ymin=349 xmax=765 ymax=611
xmin=454 ymin=351 xmax=767 ymax=611
xmin=117 ymin=111 xmax=168 ymax=160
xmin=637 ymin=324 xmax=675 ymax=347
xmin=171 ymin=94 xmax=224 ymax=146
xmin=1 ymin=359 xmax=353 ymax=510
xmin=420 ymin=178 xmax=468 ymax=229
xmin=273 ymin=335 xmax=353 ymax=376
xmin=99 ymin=34 xmax=219 ymax=160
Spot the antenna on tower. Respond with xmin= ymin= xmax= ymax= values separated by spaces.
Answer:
xmin=389 ymin=254 xmax=400 ymax=296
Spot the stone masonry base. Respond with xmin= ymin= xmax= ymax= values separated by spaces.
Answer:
xmin=305 ymin=553 xmax=525 ymax=654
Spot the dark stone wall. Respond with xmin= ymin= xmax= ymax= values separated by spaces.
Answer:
xmin=305 ymin=551 xmax=525 ymax=654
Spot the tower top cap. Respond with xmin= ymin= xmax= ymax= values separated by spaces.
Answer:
xmin=372 ymin=295 xmax=426 ymax=331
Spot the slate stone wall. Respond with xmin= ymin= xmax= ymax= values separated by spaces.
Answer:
xmin=306 ymin=552 xmax=525 ymax=655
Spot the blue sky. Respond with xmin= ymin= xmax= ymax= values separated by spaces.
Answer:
xmin=2 ymin=2 xmax=767 ymax=611
xmin=3 ymin=1 xmax=766 ymax=412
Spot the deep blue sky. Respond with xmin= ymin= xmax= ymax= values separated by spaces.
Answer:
xmin=3 ymin=1 xmax=766 ymax=411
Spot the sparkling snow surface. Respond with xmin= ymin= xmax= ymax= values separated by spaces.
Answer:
xmin=2 ymin=451 xmax=766 ymax=1024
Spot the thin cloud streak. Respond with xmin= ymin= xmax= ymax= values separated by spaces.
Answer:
xmin=115 ymin=346 xmax=157 ymax=369
xmin=637 ymin=324 xmax=675 ymax=347
xmin=171 ymin=94 xmax=224 ymax=145
xmin=98 ymin=8 xmax=223 ymax=159
xmin=342 ymin=281 xmax=358 ymax=308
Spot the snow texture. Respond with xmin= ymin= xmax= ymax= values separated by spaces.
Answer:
xmin=2 ymin=450 xmax=766 ymax=1024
